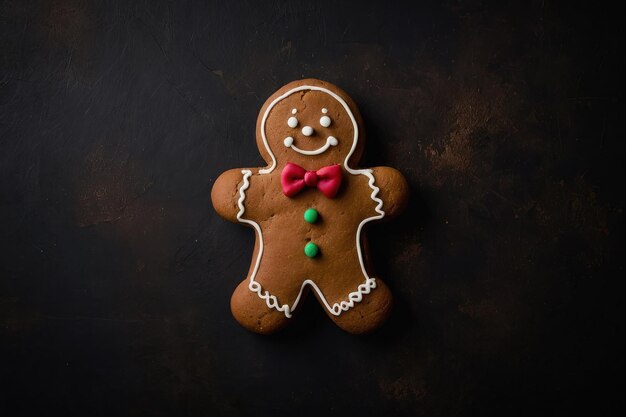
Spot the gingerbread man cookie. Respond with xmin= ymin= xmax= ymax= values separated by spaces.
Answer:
xmin=211 ymin=79 xmax=409 ymax=334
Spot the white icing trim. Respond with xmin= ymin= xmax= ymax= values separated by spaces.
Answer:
xmin=236 ymin=170 xmax=263 ymax=290
xmin=284 ymin=135 xmax=338 ymax=155
xmin=239 ymin=84 xmax=385 ymax=317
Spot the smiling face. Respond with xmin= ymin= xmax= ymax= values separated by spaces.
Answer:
xmin=283 ymin=104 xmax=339 ymax=156
xmin=256 ymin=79 xmax=365 ymax=171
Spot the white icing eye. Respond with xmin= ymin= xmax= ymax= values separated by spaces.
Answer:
xmin=301 ymin=126 xmax=314 ymax=136
xmin=320 ymin=116 xmax=331 ymax=127
xmin=287 ymin=117 xmax=298 ymax=128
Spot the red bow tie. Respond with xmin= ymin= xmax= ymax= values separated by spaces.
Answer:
xmin=281 ymin=163 xmax=342 ymax=198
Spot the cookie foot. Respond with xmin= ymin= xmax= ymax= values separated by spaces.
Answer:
xmin=230 ymin=280 xmax=292 ymax=334
xmin=327 ymin=278 xmax=393 ymax=334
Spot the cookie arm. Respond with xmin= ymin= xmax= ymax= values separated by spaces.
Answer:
xmin=372 ymin=166 xmax=410 ymax=219
xmin=211 ymin=168 xmax=249 ymax=223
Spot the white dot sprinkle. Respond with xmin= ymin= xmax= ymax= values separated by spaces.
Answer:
xmin=320 ymin=116 xmax=331 ymax=127
xmin=287 ymin=117 xmax=298 ymax=128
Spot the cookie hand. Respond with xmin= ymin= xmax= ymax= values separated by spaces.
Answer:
xmin=372 ymin=166 xmax=409 ymax=219
xmin=211 ymin=168 xmax=251 ymax=223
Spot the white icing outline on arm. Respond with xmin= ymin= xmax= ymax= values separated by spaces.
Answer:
xmin=241 ymin=85 xmax=385 ymax=317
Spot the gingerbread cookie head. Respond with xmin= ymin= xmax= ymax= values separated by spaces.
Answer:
xmin=255 ymin=79 xmax=366 ymax=172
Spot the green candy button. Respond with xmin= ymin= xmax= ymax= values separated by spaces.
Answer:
xmin=304 ymin=242 xmax=319 ymax=258
xmin=304 ymin=208 xmax=319 ymax=224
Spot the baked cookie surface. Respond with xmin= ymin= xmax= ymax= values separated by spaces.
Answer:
xmin=211 ymin=79 xmax=409 ymax=334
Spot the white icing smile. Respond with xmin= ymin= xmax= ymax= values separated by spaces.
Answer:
xmin=283 ymin=136 xmax=338 ymax=155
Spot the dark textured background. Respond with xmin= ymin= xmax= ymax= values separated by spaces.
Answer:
xmin=1 ymin=1 xmax=624 ymax=416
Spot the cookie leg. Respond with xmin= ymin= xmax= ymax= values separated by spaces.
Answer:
xmin=324 ymin=278 xmax=393 ymax=335
xmin=230 ymin=279 xmax=293 ymax=334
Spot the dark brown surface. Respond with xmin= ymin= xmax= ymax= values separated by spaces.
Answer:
xmin=1 ymin=1 xmax=624 ymax=416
